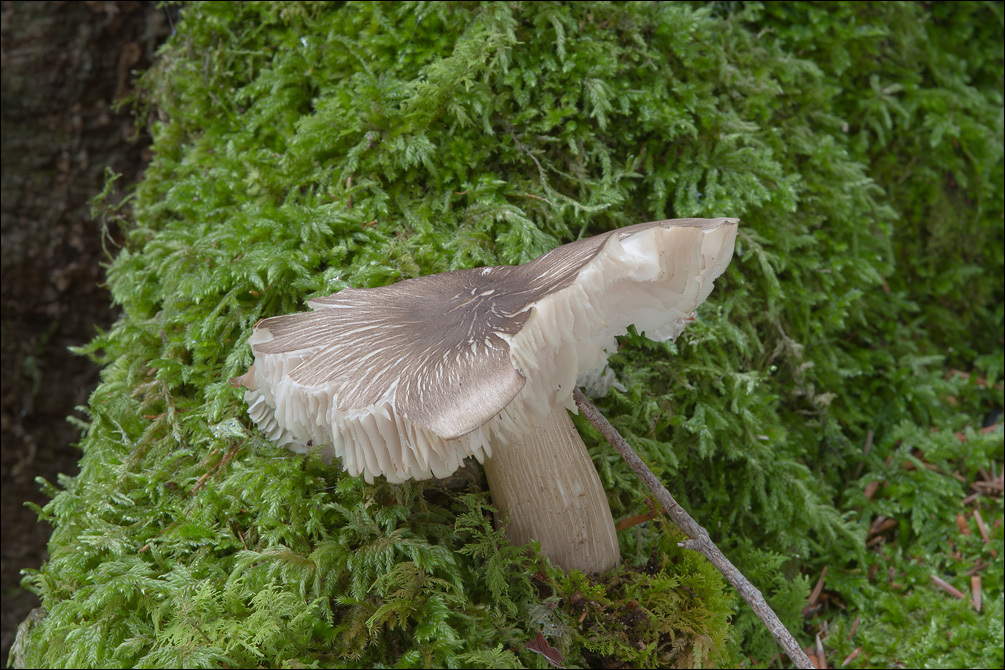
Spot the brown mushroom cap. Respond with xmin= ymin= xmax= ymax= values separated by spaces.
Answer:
xmin=235 ymin=218 xmax=738 ymax=483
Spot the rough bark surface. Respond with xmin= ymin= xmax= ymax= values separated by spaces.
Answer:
xmin=0 ymin=1 xmax=169 ymax=660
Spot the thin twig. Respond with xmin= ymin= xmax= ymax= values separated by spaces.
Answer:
xmin=514 ymin=192 xmax=555 ymax=206
xmin=573 ymin=388 xmax=814 ymax=670
xmin=138 ymin=517 xmax=184 ymax=553
xmin=191 ymin=440 xmax=245 ymax=494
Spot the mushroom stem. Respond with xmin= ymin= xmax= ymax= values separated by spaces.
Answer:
xmin=482 ymin=404 xmax=620 ymax=573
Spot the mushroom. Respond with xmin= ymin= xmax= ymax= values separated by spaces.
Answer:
xmin=231 ymin=217 xmax=739 ymax=573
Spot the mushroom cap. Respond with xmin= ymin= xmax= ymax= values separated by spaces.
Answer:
xmin=236 ymin=218 xmax=738 ymax=483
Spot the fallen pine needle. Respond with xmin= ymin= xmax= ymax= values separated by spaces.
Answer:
xmin=965 ymin=561 xmax=989 ymax=576
xmin=869 ymin=518 xmax=897 ymax=537
xmin=516 ymin=192 xmax=554 ymax=206
xmin=616 ymin=509 xmax=660 ymax=531
xmin=840 ymin=647 xmax=862 ymax=667
xmin=974 ymin=479 xmax=1004 ymax=494
xmin=866 ymin=535 xmax=886 ymax=548
xmin=961 ymin=492 xmax=981 ymax=506
xmin=803 ymin=567 xmax=828 ymax=617
xmin=137 ymin=517 xmax=183 ymax=553
xmin=974 ymin=509 xmax=990 ymax=544
xmin=930 ymin=575 xmax=965 ymax=599
xmin=810 ymin=567 xmax=827 ymax=604
xmin=846 ymin=615 xmax=861 ymax=640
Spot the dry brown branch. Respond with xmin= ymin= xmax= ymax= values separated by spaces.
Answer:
xmin=573 ymin=388 xmax=814 ymax=669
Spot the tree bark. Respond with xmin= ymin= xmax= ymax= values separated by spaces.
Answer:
xmin=0 ymin=1 xmax=170 ymax=661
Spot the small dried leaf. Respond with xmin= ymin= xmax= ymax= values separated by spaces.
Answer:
xmin=526 ymin=632 xmax=564 ymax=669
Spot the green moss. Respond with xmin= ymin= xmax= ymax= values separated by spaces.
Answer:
xmin=14 ymin=2 xmax=1002 ymax=668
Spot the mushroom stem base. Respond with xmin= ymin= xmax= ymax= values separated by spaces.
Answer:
xmin=482 ymin=405 xmax=620 ymax=573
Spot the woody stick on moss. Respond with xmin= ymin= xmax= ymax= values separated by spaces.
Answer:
xmin=574 ymin=388 xmax=814 ymax=669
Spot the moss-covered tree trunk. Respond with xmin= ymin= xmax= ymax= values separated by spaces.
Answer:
xmin=13 ymin=2 xmax=1002 ymax=668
